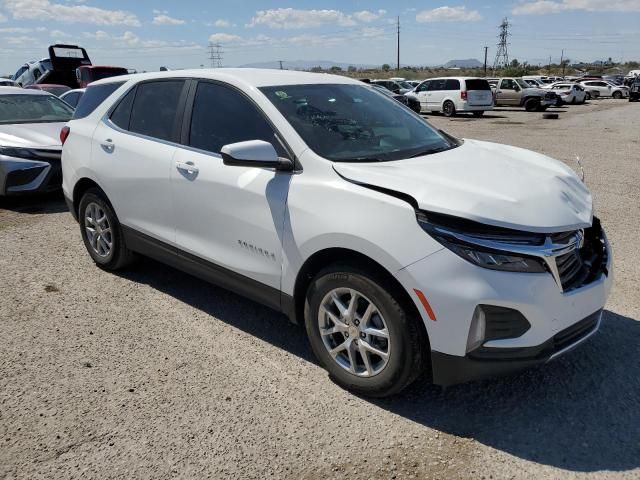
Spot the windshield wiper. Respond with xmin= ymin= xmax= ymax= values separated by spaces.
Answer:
xmin=408 ymin=145 xmax=451 ymax=158
xmin=338 ymin=156 xmax=386 ymax=163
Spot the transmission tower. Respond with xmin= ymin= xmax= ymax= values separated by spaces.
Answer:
xmin=208 ymin=42 xmax=223 ymax=68
xmin=492 ymin=17 xmax=510 ymax=72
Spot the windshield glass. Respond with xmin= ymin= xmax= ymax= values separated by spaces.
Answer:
xmin=516 ymin=79 xmax=531 ymax=89
xmin=0 ymin=94 xmax=73 ymax=124
xmin=260 ymin=84 xmax=455 ymax=162
xmin=398 ymin=81 xmax=413 ymax=89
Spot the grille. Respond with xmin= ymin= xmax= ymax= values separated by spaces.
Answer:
xmin=553 ymin=221 xmax=607 ymax=292
xmin=553 ymin=310 xmax=600 ymax=352
xmin=545 ymin=92 xmax=557 ymax=100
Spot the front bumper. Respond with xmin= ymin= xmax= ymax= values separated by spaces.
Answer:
xmin=432 ymin=309 xmax=602 ymax=385
xmin=0 ymin=154 xmax=62 ymax=196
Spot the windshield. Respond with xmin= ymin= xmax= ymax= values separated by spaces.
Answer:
xmin=260 ymin=83 xmax=455 ymax=162
xmin=515 ymin=79 xmax=531 ymax=89
xmin=0 ymin=94 xmax=73 ymax=124
xmin=398 ymin=81 xmax=413 ymax=90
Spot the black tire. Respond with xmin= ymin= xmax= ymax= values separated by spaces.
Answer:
xmin=304 ymin=265 xmax=427 ymax=397
xmin=78 ymin=188 xmax=135 ymax=271
xmin=442 ymin=100 xmax=456 ymax=117
xmin=472 ymin=111 xmax=485 ymax=117
xmin=612 ymin=91 xmax=622 ymax=100
xmin=524 ymin=97 xmax=540 ymax=112
xmin=585 ymin=92 xmax=591 ymax=100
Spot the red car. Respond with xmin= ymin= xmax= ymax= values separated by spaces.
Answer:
xmin=24 ymin=84 xmax=71 ymax=97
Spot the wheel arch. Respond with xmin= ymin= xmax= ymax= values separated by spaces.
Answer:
xmin=72 ymin=177 xmax=109 ymax=219
xmin=291 ymin=247 xmax=429 ymax=347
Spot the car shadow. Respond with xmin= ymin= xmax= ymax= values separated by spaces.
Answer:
xmin=117 ymin=258 xmax=639 ymax=473
xmin=0 ymin=191 xmax=68 ymax=215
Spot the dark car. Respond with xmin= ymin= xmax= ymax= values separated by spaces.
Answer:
xmin=370 ymin=83 xmax=420 ymax=112
xmin=25 ymin=84 xmax=71 ymax=97
xmin=630 ymin=78 xmax=640 ymax=102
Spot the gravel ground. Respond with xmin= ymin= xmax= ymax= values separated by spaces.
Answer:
xmin=1 ymin=99 xmax=639 ymax=480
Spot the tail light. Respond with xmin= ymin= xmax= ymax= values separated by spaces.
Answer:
xmin=60 ymin=126 xmax=70 ymax=145
xmin=460 ymin=91 xmax=468 ymax=100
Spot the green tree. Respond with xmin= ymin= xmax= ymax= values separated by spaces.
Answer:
xmin=382 ymin=63 xmax=391 ymax=72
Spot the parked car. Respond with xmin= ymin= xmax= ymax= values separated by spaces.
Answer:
xmin=0 ymin=78 xmax=19 ymax=87
xmin=488 ymin=77 xmax=556 ymax=111
xmin=579 ymin=80 xmax=629 ymax=99
xmin=0 ymin=87 xmax=73 ymax=195
xmin=370 ymin=83 xmax=419 ymax=112
xmin=76 ymin=66 xmax=128 ymax=88
xmin=59 ymin=88 xmax=86 ymax=108
xmin=542 ymin=83 xmax=587 ymax=105
xmin=408 ymin=77 xmax=493 ymax=117
xmin=62 ymin=70 xmax=612 ymax=396
xmin=25 ymin=84 xmax=71 ymax=97
xmin=629 ymin=77 xmax=640 ymax=102
xmin=371 ymin=79 xmax=411 ymax=94
xmin=523 ymin=79 xmax=544 ymax=88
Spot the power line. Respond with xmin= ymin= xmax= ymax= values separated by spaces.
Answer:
xmin=493 ymin=17 xmax=511 ymax=72
xmin=208 ymin=42 xmax=223 ymax=68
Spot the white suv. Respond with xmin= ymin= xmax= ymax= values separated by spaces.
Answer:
xmin=62 ymin=70 xmax=612 ymax=396
xmin=408 ymin=77 xmax=493 ymax=117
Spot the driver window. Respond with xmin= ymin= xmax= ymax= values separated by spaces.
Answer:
xmin=500 ymin=79 xmax=514 ymax=90
xmin=417 ymin=81 xmax=430 ymax=92
xmin=189 ymin=81 xmax=286 ymax=157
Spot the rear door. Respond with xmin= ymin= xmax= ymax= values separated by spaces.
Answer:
xmin=427 ymin=79 xmax=445 ymax=110
xmin=465 ymin=79 xmax=493 ymax=106
xmin=91 ymin=79 xmax=188 ymax=243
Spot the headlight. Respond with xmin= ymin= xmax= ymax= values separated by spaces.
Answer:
xmin=417 ymin=212 xmax=547 ymax=273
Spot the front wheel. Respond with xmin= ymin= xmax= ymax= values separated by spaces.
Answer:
xmin=304 ymin=265 xmax=427 ymax=397
xmin=585 ymin=92 xmax=591 ymax=100
xmin=442 ymin=101 xmax=456 ymax=117
xmin=78 ymin=188 xmax=135 ymax=270
xmin=613 ymin=91 xmax=622 ymax=99
xmin=524 ymin=98 xmax=540 ymax=112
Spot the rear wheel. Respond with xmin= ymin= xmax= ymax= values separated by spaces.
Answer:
xmin=585 ymin=92 xmax=591 ymax=100
xmin=442 ymin=101 xmax=456 ymax=117
xmin=78 ymin=188 xmax=135 ymax=270
xmin=472 ymin=111 xmax=485 ymax=117
xmin=524 ymin=97 xmax=540 ymax=112
xmin=304 ymin=265 xmax=427 ymax=397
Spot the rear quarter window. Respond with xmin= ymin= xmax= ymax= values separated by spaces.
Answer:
xmin=444 ymin=79 xmax=461 ymax=90
xmin=72 ymin=82 xmax=125 ymax=120
xmin=465 ymin=79 xmax=491 ymax=91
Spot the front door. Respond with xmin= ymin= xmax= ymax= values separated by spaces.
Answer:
xmin=171 ymin=80 xmax=291 ymax=298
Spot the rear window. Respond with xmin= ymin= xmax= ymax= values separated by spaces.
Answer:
xmin=465 ymin=79 xmax=491 ymax=91
xmin=72 ymin=82 xmax=125 ymax=119
xmin=128 ymin=80 xmax=185 ymax=142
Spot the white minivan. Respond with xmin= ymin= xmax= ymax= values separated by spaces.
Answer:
xmin=409 ymin=77 xmax=493 ymax=117
xmin=61 ymin=69 xmax=611 ymax=397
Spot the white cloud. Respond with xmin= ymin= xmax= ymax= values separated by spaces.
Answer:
xmin=0 ymin=12 xmax=7 ymax=22
xmin=416 ymin=6 xmax=482 ymax=23
xmin=50 ymin=29 xmax=70 ymax=38
xmin=0 ymin=26 xmax=32 ymax=33
xmin=213 ymin=19 xmax=230 ymax=27
xmin=513 ymin=0 xmax=640 ymax=15
xmin=208 ymin=33 xmax=243 ymax=44
xmin=352 ymin=9 xmax=386 ymax=22
xmin=4 ymin=0 xmax=140 ymax=26
xmin=247 ymin=8 xmax=357 ymax=29
xmin=152 ymin=14 xmax=185 ymax=26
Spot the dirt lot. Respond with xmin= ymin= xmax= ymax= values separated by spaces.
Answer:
xmin=1 ymin=99 xmax=639 ymax=480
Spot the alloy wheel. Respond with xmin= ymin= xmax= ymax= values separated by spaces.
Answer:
xmin=318 ymin=288 xmax=390 ymax=377
xmin=84 ymin=202 xmax=112 ymax=258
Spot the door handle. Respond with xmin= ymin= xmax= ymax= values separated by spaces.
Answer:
xmin=100 ymin=138 xmax=114 ymax=153
xmin=176 ymin=161 xmax=199 ymax=174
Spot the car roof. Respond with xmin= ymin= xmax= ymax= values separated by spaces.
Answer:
xmin=0 ymin=86 xmax=53 ymax=95
xmin=91 ymin=68 xmax=362 ymax=88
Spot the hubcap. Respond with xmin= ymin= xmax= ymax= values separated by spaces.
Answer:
xmin=318 ymin=288 xmax=390 ymax=377
xmin=84 ymin=202 xmax=112 ymax=258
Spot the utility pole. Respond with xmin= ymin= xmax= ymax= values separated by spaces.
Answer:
xmin=208 ymin=42 xmax=223 ymax=68
xmin=560 ymin=49 xmax=565 ymax=77
xmin=396 ymin=16 xmax=400 ymax=72
xmin=483 ymin=46 xmax=488 ymax=75
xmin=279 ymin=60 xmax=283 ymax=70
xmin=492 ymin=18 xmax=510 ymax=73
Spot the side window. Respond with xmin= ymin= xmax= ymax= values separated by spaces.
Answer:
xmin=64 ymin=92 xmax=79 ymax=107
xmin=33 ymin=68 xmax=42 ymax=80
xmin=444 ymin=79 xmax=460 ymax=90
xmin=110 ymin=87 xmax=136 ymax=130
xmin=129 ymin=81 xmax=185 ymax=142
xmin=188 ymin=82 xmax=284 ymax=156
xmin=417 ymin=81 xmax=430 ymax=92
xmin=500 ymin=79 xmax=515 ymax=90
xmin=72 ymin=81 xmax=125 ymax=119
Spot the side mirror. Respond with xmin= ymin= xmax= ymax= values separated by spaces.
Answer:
xmin=514 ymin=86 xmax=521 ymax=92
xmin=221 ymin=140 xmax=293 ymax=171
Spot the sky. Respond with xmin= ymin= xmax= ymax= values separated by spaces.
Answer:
xmin=1 ymin=0 xmax=640 ymax=74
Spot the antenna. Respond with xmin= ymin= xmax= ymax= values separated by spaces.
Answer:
xmin=492 ymin=17 xmax=510 ymax=73
xmin=208 ymin=42 xmax=223 ymax=68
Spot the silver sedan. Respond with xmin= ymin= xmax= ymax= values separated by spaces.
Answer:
xmin=0 ymin=87 xmax=73 ymax=195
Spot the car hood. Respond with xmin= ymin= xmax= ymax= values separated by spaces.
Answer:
xmin=525 ymin=87 xmax=550 ymax=95
xmin=0 ymin=122 xmax=65 ymax=149
xmin=332 ymin=139 xmax=592 ymax=233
